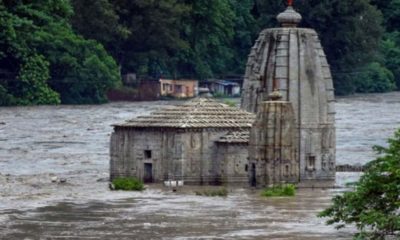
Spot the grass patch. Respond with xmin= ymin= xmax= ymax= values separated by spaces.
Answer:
xmin=223 ymin=99 xmax=237 ymax=107
xmin=112 ymin=177 xmax=144 ymax=191
xmin=212 ymin=92 xmax=228 ymax=98
xmin=195 ymin=188 xmax=228 ymax=197
xmin=261 ymin=184 xmax=296 ymax=197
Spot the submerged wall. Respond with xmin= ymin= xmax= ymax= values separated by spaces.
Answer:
xmin=110 ymin=127 xmax=250 ymax=185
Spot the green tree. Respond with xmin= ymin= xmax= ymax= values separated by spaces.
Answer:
xmin=113 ymin=0 xmax=189 ymax=77
xmin=371 ymin=1 xmax=400 ymax=89
xmin=70 ymin=0 xmax=129 ymax=62
xmin=0 ymin=0 xmax=121 ymax=105
xmin=0 ymin=1 xmax=60 ymax=105
xmin=228 ymin=0 xmax=259 ymax=75
xmin=33 ymin=23 xmax=121 ymax=103
xmin=16 ymin=54 xmax=60 ymax=105
xmin=178 ymin=0 xmax=235 ymax=79
xmin=353 ymin=62 xmax=396 ymax=93
xmin=380 ymin=36 xmax=400 ymax=88
xmin=70 ymin=0 xmax=254 ymax=80
xmin=370 ymin=0 xmax=400 ymax=32
xmin=256 ymin=0 xmax=384 ymax=95
xmin=320 ymin=129 xmax=400 ymax=240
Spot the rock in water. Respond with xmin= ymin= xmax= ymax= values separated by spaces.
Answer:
xmin=51 ymin=176 xmax=58 ymax=183
xmin=59 ymin=178 xmax=67 ymax=183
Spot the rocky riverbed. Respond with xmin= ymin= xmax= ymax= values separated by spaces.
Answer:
xmin=0 ymin=92 xmax=399 ymax=239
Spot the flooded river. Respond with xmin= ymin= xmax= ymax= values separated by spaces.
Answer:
xmin=0 ymin=92 xmax=399 ymax=239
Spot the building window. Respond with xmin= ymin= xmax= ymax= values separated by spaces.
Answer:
xmin=285 ymin=165 xmax=289 ymax=175
xmin=175 ymin=85 xmax=182 ymax=93
xmin=307 ymin=156 xmax=316 ymax=171
xmin=144 ymin=150 xmax=152 ymax=159
xmin=245 ymin=164 xmax=248 ymax=172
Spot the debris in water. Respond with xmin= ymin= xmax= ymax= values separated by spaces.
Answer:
xmin=59 ymin=178 xmax=67 ymax=183
xmin=51 ymin=176 xmax=58 ymax=183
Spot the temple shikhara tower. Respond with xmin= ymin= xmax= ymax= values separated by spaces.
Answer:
xmin=242 ymin=1 xmax=336 ymax=186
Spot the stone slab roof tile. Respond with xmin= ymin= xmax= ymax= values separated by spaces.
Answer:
xmin=114 ymin=98 xmax=255 ymax=129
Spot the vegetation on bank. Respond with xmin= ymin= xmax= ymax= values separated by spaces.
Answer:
xmin=223 ymin=99 xmax=237 ymax=107
xmin=0 ymin=1 xmax=121 ymax=105
xmin=261 ymin=184 xmax=296 ymax=197
xmin=195 ymin=188 xmax=228 ymax=197
xmin=1 ymin=0 xmax=400 ymax=106
xmin=319 ymin=129 xmax=400 ymax=240
xmin=111 ymin=177 xmax=145 ymax=191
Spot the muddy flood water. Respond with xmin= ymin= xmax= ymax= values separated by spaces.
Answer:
xmin=1 ymin=92 xmax=400 ymax=239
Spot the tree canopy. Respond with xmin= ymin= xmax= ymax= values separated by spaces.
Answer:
xmin=320 ymin=129 xmax=400 ymax=239
xmin=0 ymin=0 xmax=121 ymax=105
xmin=1 ymin=0 xmax=399 ymax=105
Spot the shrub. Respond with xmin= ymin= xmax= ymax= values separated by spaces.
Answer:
xmin=319 ymin=129 xmax=400 ymax=239
xmin=261 ymin=184 xmax=296 ymax=197
xmin=381 ymin=36 xmax=400 ymax=89
xmin=195 ymin=188 xmax=228 ymax=197
xmin=112 ymin=177 xmax=144 ymax=191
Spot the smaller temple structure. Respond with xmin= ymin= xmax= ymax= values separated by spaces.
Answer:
xmin=110 ymin=97 xmax=255 ymax=184
xmin=248 ymin=91 xmax=299 ymax=187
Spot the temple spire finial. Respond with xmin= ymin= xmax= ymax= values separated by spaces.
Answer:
xmin=277 ymin=0 xmax=302 ymax=27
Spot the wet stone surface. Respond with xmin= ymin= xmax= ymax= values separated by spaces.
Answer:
xmin=0 ymin=92 xmax=400 ymax=239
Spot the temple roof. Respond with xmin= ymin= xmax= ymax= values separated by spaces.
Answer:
xmin=217 ymin=131 xmax=250 ymax=143
xmin=114 ymin=98 xmax=255 ymax=129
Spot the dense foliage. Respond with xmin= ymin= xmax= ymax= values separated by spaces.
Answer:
xmin=261 ymin=184 xmax=296 ymax=197
xmin=67 ymin=0 xmax=400 ymax=94
xmin=1 ymin=0 xmax=400 ymax=105
xmin=319 ymin=129 xmax=400 ymax=239
xmin=112 ymin=177 xmax=144 ymax=191
xmin=0 ymin=0 xmax=120 ymax=105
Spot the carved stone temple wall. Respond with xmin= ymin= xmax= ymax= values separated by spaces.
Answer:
xmin=248 ymin=99 xmax=299 ymax=187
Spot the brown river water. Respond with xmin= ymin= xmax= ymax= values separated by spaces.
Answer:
xmin=0 ymin=92 xmax=399 ymax=239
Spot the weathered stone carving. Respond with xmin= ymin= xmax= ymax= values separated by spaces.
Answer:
xmin=248 ymin=97 xmax=299 ymax=187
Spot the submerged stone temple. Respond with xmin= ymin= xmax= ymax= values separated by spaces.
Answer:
xmin=110 ymin=98 xmax=255 ymax=184
xmin=110 ymin=2 xmax=336 ymax=187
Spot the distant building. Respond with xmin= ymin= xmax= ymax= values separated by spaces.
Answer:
xmin=205 ymin=80 xmax=241 ymax=97
xmin=160 ymin=79 xmax=198 ymax=98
